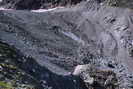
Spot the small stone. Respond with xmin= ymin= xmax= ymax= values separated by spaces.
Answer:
xmin=0 ymin=54 xmax=2 ymax=57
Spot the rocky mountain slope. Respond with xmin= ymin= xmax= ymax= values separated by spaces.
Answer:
xmin=0 ymin=0 xmax=133 ymax=89
xmin=1 ymin=0 xmax=133 ymax=10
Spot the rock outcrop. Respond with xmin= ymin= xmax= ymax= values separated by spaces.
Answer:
xmin=1 ymin=0 xmax=85 ymax=10
xmin=102 ymin=0 xmax=133 ymax=9
xmin=73 ymin=64 xmax=119 ymax=89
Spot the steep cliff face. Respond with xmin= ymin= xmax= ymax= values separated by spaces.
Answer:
xmin=0 ymin=0 xmax=133 ymax=89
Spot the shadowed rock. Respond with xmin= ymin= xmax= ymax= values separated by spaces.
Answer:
xmin=1 ymin=0 xmax=85 ymax=10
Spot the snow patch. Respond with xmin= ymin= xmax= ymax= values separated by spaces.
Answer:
xmin=61 ymin=31 xmax=85 ymax=45
xmin=73 ymin=65 xmax=87 ymax=75
xmin=0 ymin=7 xmax=12 ymax=10
xmin=31 ymin=7 xmax=64 ymax=12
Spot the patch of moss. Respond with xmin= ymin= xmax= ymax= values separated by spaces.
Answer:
xmin=0 ymin=81 xmax=13 ymax=88
xmin=0 ymin=42 xmax=44 ymax=88
xmin=0 ymin=63 xmax=17 ymax=69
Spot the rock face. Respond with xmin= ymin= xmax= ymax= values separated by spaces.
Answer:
xmin=2 ymin=0 xmax=133 ymax=10
xmin=1 ymin=0 xmax=85 ymax=10
xmin=102 ymin=0 xmax=133 ymax=9
xmin=73 ymin=64 xmax=118 ymax=89
xmin=0 ymin=0 xmax=133 ymax=89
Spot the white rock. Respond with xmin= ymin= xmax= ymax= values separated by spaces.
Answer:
xmin=73 ymin=64 xmax=89 ymax=75
xmin=73 ymin=64 xmax=94 ymax=85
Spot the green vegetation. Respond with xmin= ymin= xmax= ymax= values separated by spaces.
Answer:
xmin=0 ymin=42 xmax=42 ymax=89
xmin=0 ymin=81 xmax=13 ymax=88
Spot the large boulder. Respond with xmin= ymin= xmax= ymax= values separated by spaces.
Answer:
xmin=73 ymin=64 xmax=118 ymax=89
